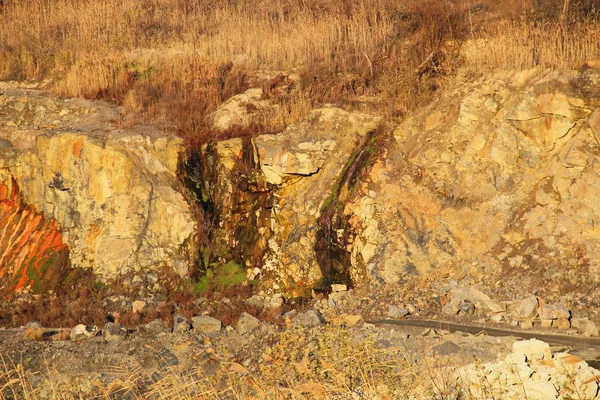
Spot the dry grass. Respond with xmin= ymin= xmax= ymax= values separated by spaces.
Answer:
xmin=1 ymin=0 xmax=599 ymax=145
xmin=0 ymin=325 xmax=427 ymax=399
xmin=462 ymin=19 xmax=600 ymax=74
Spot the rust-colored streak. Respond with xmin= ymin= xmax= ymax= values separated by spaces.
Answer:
xmin=72 ymin=136 xmax=84 ymax=159
xmin=0 ymin=177 xmax=70 ymax=293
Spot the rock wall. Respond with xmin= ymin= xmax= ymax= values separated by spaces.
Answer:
xmin=193 ymin=107 xmax=380 ymax=293
xmin=0 ymin=84 xmax=196 ymax=285
xmin=346 ymin=69 xmax=600 ymax=295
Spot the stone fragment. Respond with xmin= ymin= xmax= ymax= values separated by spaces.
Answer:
xmin=138 ymin=319 xmax=168 ymax=336
xmin=516 ymin=296 xmax=538 ymax=319
xmin=571 ymin=317 xmax=589 ymax=330
xmin=539 ymin=303 xmax=570 ymax=324
xmin=331 ymin=284 xmax=347 ymax=292
xmin=522 ymin=380 xmax=558 ymax=400
xmin=244 ymin=295 xmax=265 ymax=310
xmin=236 ymin=312 xmax=260 ymax=335
xmin=540 ymin=319 xmax=553 ymax=328
xmin=194 ymin=297 xmax=207 ymax=306
xmin=490 ymin=313 xmax=504 ymax=323
xmin=209 ymin=88 xmax=274 ymax=131
xmin=294 ymin=310 xmax=324 ymax=327
xmin=520 ymin=320 xmax=534 ymax=329
xmin=328 ymin=291 xmax=346 ymax=308
xmin=70 ymin=324 xmax=97 ymax=342
xmin=486 ymin=301 xmax=505 ymax=313
xmin=333 ymin=313 xmax=363 ymax=327
xmin=102 ymin=323 xmax=128 ymax=342
xmin=192 ymin=316 xmax=222 ymax=335
xmin=584 ymin=320 xmax=599 ymax=337
xmin=442 ymin=302 xmax=458 ymax=315
xmin=173 ymin=314 xmax=191 ymax=333
xmin=555 ymin=318 xmax=570 ymax=329
xmin=387 ymin=305 xmax=409 ymax=319
xmin=457 ymin=300 xmax=475 ymax=315
xmin=132 ymin=300 xmax=146 ymax=313
xmin=512 ymin=339 xmax=552 ymax=362
xmin=23 ymin=321 xmax=45 ymax=341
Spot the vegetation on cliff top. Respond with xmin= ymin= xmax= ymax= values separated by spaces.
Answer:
xmin=0 ymin=0 xmax=598 ymax=148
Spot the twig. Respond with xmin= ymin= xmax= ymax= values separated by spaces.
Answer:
xmin=362 ymin=52 xmax=374 ymax=78
xmin=415 ymin=51 xmax=435 ymax=76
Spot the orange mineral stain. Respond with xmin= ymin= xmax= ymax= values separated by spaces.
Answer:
xmin=0 ymin=177 xmax=70 ymax=293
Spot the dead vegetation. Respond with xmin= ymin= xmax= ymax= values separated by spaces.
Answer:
xmin=1 ymin=0 xmax=598 ymax=147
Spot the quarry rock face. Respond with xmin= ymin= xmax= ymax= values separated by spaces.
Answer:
xmin=200 ymin=69 xmax=600 ymax=298
xmin=195 ymin=107 xmax=380 ymax=292
xmin=346 ymin=68 xmax=600 ymax=295
xmin=0 ymin=84 xmax=196 ymax=288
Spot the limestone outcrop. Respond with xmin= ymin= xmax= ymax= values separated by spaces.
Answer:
xmin=193 ymin=106 xmax=380 ymax=293
xmin=345 ymin=68 xmax=600 ymax=295
xmin=0 ymin=84 xmax=196 ymax=287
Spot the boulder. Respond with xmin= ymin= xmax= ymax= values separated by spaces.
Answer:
xmin=209 ymin=88 xmax=275 ymax=131
xmin=445 ymin=286 xmax=503 ymax=315
xmin=511 ymin=339 xmax=552 ymax=362
xmin=539 ymin=303 xmax=570 ymax=320
xmin=515 ymin=296 xmax=539 ymax=320
xmin=584 ymin=320 xmax=600 ymax=337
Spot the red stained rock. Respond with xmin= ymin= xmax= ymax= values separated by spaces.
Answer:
xmin=0 ymin=177 xmax=69 ymax=293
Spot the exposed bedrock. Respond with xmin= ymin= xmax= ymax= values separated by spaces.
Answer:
xmin=198 ymin=68 xmax=600 ymax=298
xmin=190 ymin=107 xmax=380 ymax=294
xmin=0 ymin=84 xmax=196 ymax=289
xmin=347 ymin=68 xmax=600 ymax=294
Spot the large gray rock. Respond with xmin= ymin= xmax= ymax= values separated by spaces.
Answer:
xmin=294 ymin=310 xmax=324 ymax=327
xmin=209 ymin=88 xmax=275 ymax=131
xmin=138 ymin=319 xmax=168 ymax=336
xmin=516 ymin=296 xmax=539 ymax=320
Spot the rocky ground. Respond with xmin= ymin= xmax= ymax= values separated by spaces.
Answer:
xmin=2 ymin=282 xmax=600 ymax=399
